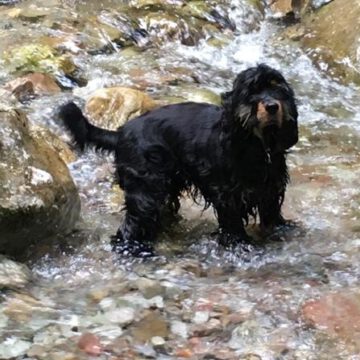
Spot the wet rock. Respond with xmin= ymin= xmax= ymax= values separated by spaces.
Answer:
xmin=0 ymin=337 xmax=32 ymax=359
xmin=87 ymin=287 xmax=110 ymax=303
xmin=138 ymin=11 xmax=204 ymax=46
xmin=132 ymin=277 xmax=165 ymax=299
xmin=191 ymin=318 xmax=222 ymax=337
xmin=239 ymin=355 xmax=262 ymax=360
xmin=27 ymin=344 xmax=47 ymax=358
xmin=0 ymin=0 xmax=20 ymax=5
xmin=162 ymin=281 xmax=186 ymax=300
xmin=85 ymin=87 xmax=158 ymax=130
xmin=3 ymin=79 xmax=35 ymax=102
xmin=4 ymin=73 xmax=61 ymax=100
xmin=192 ymin=311 xmax=210 ymax=325
xmin=30 ymin=125 xmax=76 ymax=164
xmin=92 ymin=324 xmax=123 ymax=340
xmin=132 ymin=311 xmax=169 ymax=342
xmin=311 ymin=0 xmax=333 ymax=9
xmin=78 ymin=332 xmax=103 ymax=356
xmin=3 ymin=44 xmax=77 ymax=80
xmin=301 ymin=292 xmax=360 ymax=351
xmin=17 ymin=7 xmax=49 ymax=22
xmin=222 ymin=311 xmax=248 ymax=326
xmin=0 ymin=255 xmax=32 ymax=289
xmin=4 ymin=293 xmax=56 ymax=325
xmin=269 ymin=0 xmax=310 ymax=18
xmin=49 ymin=352 xmax=79 ymax=360
xmin=171 ymin=86 xmax=221 ymax=106
xmin=109 ymin=184 xmax=125 ymax=211
xmin=297 ymin=0 xmax=360 ymax=84
xmin=228 ymin=320 xmax=266 ymax=350
xmin=0 ymin=89 xmax=18 ymax=106
xmin=151 ymin=335 xmax=166 ymax=348
xmin=180 ymin=2 xmax=234 ymax=30
xmin=98 ymin=296 xmax=116 ymax=311
xmin=171 ymin=320 xmax=188 ymax=339
xmin=0 ymin=102 xmax=80 ymax=256
xmin=175 ymin=348 xmax=193 ymax=358
xmin=130 ymin=0 xmax=185 ymax=8
xmin=80 ymin=16 xmax=134 ymax=52
xmin=104 ymin=307 xmax=135 ymax=325
xmin=0 ymin=312 xmax=8 ymax=328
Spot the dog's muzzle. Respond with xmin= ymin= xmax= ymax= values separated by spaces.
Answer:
xmin=256 ymin=98 xmax=283 ymax=129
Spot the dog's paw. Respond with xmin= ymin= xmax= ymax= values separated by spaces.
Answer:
xmin=110 ymin=235 xmax=155 ymax=258
xmin=217 ymin=231 xmax=254 ymax=249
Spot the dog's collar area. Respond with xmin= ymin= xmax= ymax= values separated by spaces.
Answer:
xmin=265 ymin=149 xmax=272 ymax=164
xmin=253 ymin=127 xmax=272 ymax=164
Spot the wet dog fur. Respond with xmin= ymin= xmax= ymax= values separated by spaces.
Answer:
xmin=59 ymin=64 xmax=298 ymax=256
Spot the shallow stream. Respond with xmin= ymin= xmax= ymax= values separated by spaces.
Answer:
xmin=1 ymin=0 xmax=360 ymax=359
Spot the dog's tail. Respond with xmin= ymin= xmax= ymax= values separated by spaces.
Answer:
xmin=59 ymin=102 xmax=119 ymax=152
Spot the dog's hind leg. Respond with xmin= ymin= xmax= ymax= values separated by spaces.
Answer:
xmin=111 ymin=175 xmax=168 ymax=257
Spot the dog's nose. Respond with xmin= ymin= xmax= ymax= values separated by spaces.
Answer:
xmin=265 ymin=102 xmax=279 ymax=115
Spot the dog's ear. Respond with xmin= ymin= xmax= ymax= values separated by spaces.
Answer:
xmin=221 ymin=90 xmax=233 ymax=110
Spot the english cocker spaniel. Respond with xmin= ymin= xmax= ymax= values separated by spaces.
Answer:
xmin=59 ymin=64 xmax=298 ymax=256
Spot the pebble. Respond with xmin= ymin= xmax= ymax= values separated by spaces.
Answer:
xmin=0 ymin=256 xmax=32 ymax=289
xmin=78 ymin=332 xmax=102 ymax=356
xmin=151 ymin=336 xmax=166 ymax=347
xmin=171 ymin=320 xmax=188 ymax=339
xmin=104 ymin=307 xmax=135 ymax=325
xmin=192 ymin=310 xmax=210 ymax=324
xmin=133 ymin=277 xmax=165 ymax=299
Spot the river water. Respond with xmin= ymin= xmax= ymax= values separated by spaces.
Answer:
xmin=1 ymin=0 xmax=360 ymax=359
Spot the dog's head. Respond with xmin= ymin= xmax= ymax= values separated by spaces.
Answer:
xmin=222 ymin=64 xmax=298 ymax=152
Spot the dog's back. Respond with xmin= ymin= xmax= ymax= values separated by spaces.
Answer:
xmin=60 ymin=101 xmax=226 ymax=174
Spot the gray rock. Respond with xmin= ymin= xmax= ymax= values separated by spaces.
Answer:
xmin=0 ymin=255 xmax=32 ymax=289
xmin=104 ymin=307 xmax=135 ymax=326
xmin=0 ymin=337 xmax=32 ymax=359
xmin=134 ymin=277 xmax=165 ymax=299
xmin=170 ymin=320 xmax=188 ymax=339
xmin=0 ymin=102 xmax=80 ymax=255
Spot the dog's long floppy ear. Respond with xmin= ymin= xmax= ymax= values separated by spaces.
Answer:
xmin=221 ymin=65 xmax=261 ymax=116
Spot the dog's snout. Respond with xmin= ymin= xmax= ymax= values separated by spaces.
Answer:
xmin=265 ymin=102 xmax=279 ymax=115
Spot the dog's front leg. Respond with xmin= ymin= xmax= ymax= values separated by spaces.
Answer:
xmin=214 ymin=203 xmax=252 ymax=248
xmin=258 ymin=187 xmax=286 ymax=232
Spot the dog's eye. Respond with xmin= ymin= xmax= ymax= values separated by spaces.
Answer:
xmin=270 ymin=80 xmax=289 ymax=93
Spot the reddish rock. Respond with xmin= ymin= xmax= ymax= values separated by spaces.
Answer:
xmin=301 ymin=292 xmax=360 ymax=351
xmin=78 ymin=333 xmax=102 ymax=356
xmin=4 ymin=73 xmax=61 ymax=100
xmin=175 ymin=348 xmax=193 ymax=358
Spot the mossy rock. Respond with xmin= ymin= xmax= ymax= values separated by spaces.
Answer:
xmin=3 ymin=44 xmax=77 ymax=77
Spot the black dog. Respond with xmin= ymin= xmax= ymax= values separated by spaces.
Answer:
xmin=59 ymin=64 xmax=298 ymax=256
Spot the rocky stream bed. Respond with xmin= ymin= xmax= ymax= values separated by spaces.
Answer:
xmin=0 ymin=0 xmax=360 ymax=359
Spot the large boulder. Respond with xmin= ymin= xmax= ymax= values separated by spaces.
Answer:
xmin=283 ymin=0 xmax=360 ymax=83
xmin=85 ymin=87 xmax=158 ymax=130
xmin=300 ymin=0 xmax=360 ymax=83
xmin=0 ymin=102 xmax=80 ymax=256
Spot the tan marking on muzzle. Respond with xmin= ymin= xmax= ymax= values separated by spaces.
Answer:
xmin=256 ymin=101 xmax=283 ymax=129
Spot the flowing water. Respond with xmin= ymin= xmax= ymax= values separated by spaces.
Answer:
xmin=1 ymin=0 xmax=360 ymax=359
